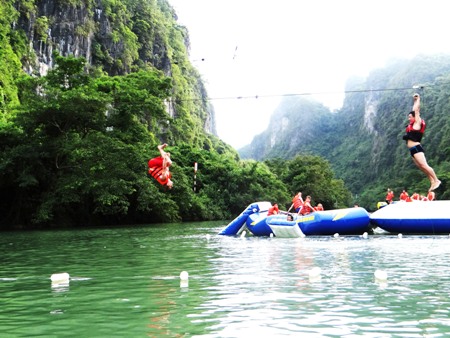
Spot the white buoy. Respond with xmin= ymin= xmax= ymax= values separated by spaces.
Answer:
xmin=180 ymin=271 xmax=189 ymax=281
xmin=398 ymin=233 xmax=403 ymax=239
xmin=308 ymin=267 xmax=322 ymax=279
xmin=362 ymin=232 xmax=368 ymax=239
xmin=50 ymin=272 xmax=70 ymax=283
xmin=308 ymin=267 xmax=322 ymax=282
xmin=374 ymin=269 xmax=388 ymax=281
xmin=180 ymin=271 xmax=189 ymax=288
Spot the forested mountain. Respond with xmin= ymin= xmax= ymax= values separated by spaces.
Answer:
xmin=0 ymin=0 xmax=353 ymax=229
xmin=240 ymin=54 xmax=450 ymax=207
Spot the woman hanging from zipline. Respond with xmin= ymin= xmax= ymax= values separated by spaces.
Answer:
xmin=148 ymin=144 xmax=173 ymax=189
xmin=402 ymin=93 xmax=440 ymax=191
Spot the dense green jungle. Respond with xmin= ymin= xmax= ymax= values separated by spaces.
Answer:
xmin=0 ymin=0 xmax=448 ymax=229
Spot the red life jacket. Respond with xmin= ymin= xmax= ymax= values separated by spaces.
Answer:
xmin=292 ymin=196 xmax=303 ymax=209
xmin=386 ymin=192 xmax=394 ymax=201
xmin=149 ymin=167 xmax=171 ymax=186
xmin=404 ymin=119 xmax=426 ymax=142
xmin=268 ymin=205 xmax=279 ymax=216
xmin=300 ymin=204 xmax=314 ymax=215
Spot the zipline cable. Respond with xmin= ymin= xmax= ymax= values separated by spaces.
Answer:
xmin=171 ymin=82 xmax=450 ymax=103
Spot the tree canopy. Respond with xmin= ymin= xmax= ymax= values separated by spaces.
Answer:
xmin=0 ymin=54 xmax=353 ymax=228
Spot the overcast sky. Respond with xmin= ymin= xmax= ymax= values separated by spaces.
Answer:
xmin=169 ymin=0 xmax=450 ymax=149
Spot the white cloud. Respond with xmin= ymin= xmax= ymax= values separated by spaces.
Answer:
xmin=170 ymin=0 xmax=450 ymax=148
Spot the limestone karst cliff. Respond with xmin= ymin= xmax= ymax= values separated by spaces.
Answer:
xmin=10 ymin=0 xmax=216 ymax=135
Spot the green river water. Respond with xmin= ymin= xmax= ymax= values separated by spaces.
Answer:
xmin=1 ymin=222 xmax=450 ymax=337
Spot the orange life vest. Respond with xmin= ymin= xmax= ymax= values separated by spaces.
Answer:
xmin=300 ymin=204 xmax=314 ymax=215
xmin=292 ymin=195 xmax=303 ymax=209
xmin=149 ymin=167 xmax=171 ymax=186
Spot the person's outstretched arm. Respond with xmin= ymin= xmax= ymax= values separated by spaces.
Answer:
xmin=412 ymin=94 xmax=422 ymax=128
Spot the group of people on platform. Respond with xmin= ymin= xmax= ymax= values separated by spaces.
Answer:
xmin=385 ymin=188 xmax=435 ymax=204
xmin=267 ymin=192 xmax=324 ymax=219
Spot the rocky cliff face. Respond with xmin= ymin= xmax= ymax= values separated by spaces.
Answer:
xmin=363 ymin=92 xmax=379 ymax=136
xmin=18 ymin=1 xmax=95 ymax=75
xmin=16 ymin=0 xmax=167 ymax=75
xmin=12 ymin=0 xmax=216 ymax=135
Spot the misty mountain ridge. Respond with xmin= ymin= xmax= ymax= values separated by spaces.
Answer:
xmin=239 ymin=54 xmax=450 ymax=205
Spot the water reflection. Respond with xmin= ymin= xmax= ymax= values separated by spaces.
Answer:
xmin=192 ymin=234 xmax=450 ymax=337
xmin=2 ymin=225 xmax=450 ymax=336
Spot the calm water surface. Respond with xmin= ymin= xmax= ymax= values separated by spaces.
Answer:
xmin=1 ymin=222 xmax=450 ymax=337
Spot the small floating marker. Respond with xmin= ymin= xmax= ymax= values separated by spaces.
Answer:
xmin=362 ymin=232 xmax=368 ymax=239
xmin=398 ymin=233 xmax=403 ymax=239
xmin=50 ymin=272 xmax=70 ymax=283
xmin=374 ymin=269 xmax=388 ymax=281
xmin=180 ymin=271 xmax=189 ymax=288
xmin=333 ymin=233 xmax=339 ymax=238
xmin=51 ymin=272 xmax=70 ymax=290
xmin=309 ymin=267 xmax=321 ymax=278
xmin=180 ymin=271 xmax=189 ymax=281
xmin=240 ymin=231 xmax=246 ymax=238
xmin=308 ymin=267 xmax=322 ymax=281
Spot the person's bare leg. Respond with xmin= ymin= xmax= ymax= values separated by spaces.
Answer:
xmin=157 ymin=144 xmax=168 ymax=157
xmin=412 ymin=153 xmax=440 ymax=190
xmin=158 ymin=143 xmax=168 ymax=150
xmin=412 ymin=156 xmax=434 ymax=182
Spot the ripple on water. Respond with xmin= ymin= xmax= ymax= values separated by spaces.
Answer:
xmin=2 ymin=227 xmax=450 ymax=336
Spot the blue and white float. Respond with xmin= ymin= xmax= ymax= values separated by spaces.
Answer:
xmin=370 ymin=200 xmax=450 ymax=234
xmin=219 ymin=201 xmax=371 ymax=237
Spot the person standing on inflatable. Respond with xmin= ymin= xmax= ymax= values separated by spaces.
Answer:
xmin=385 ymin=188 xmax=394 ymax=204
xmin=402 ymin=93 xmax=440 ymax=191
xmin=288 ymin=192 xmax=303 ymax=213
xmin=148 ymin=144 xmax=173 ymax=189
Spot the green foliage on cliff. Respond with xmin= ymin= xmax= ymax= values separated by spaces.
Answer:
xmin=0 ymin=1 xmax=22 ymax=115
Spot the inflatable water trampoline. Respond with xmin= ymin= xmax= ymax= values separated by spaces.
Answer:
xmin=370 ymin=200 xmax=450 ymax=234
xmin=219 ymin=201 xmax=371 ymax=237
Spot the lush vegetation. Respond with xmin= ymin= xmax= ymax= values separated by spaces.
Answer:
xmin=0 ymin=0 xmax=352 ymax=229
